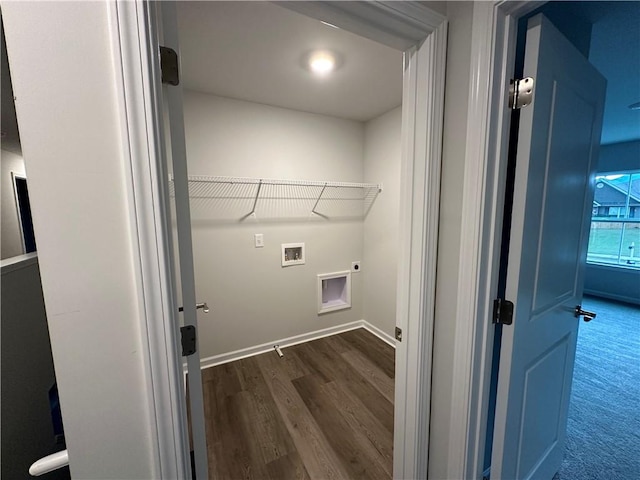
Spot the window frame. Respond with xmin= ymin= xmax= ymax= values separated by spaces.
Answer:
xmin=587 ymin=169 xmax=640 ymax=268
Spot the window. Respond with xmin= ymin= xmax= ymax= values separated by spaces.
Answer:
xmin=587 ymin=171 xmax=640 ymax=268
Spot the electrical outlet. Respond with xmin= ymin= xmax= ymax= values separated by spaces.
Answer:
xmin=254 ymin=234 xmax=264 ymax=248
xmin=351 ymin=261 xmax=361 ymax=273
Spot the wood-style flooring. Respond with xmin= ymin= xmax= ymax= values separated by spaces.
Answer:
xmin=195 ymin=328 xmax=395 ymax=480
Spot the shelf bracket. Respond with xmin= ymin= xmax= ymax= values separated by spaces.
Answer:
xmin=311 ymin=182 xmax=328 ymax=216
xmin=241 ymin=180 xmax=263 ymax=220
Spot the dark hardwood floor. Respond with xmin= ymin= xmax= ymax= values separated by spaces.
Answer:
xmin=194 ymin=328 xmax=395 ymax=479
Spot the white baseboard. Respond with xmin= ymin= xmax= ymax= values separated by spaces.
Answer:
xmin=196 ymin=321 xmax=363 ymax=371
xmin=188 ymin=320 xmax=396 ymax=372
xmin=361 ymin=320 xmax=396 ymax=347
xmin=584 ymin=289 xmax=640 ymax=306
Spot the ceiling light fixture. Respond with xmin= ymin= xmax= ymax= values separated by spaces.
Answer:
xmin=628 ymin=101 xmax=640 ymax=111
xmin=308 ymin=50 xmax=337 ymax=76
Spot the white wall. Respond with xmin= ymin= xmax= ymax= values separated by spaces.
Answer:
xmin=1 ymin=2 xmax=157 ymax=478
xmin=183 ymin=92 xmax=368 ymax=358
xmin=597 ymin=139 xmax=640 ymax=172
xmin=1 ymin=148 xmax=26 ymax=259
xmin=429 ymin=2 xmax=475 ymax=478
xmin=363 ymin=106 xmax=402 ymax=337
xmin=585 ymin=140 xmax=640 ymax=303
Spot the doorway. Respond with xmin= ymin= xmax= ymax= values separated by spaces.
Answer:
xmin=12 ymin=173 xmax=37 ymax=253
xmin=484 ymin=1 xmax=640 ymax=478
xmin=156 ymin=1 xmax=447 ymax=478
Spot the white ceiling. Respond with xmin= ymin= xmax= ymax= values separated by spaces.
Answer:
xmin=176 ymin=1 xmax=403 ymax=122
xmin=1 ymin=2 xmax=637 ymax=151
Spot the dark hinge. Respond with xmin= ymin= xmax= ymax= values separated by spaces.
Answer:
xmin=160 ymin=46 xmax=180 ymax=86
xmin=180 ymin=325 xmax=197 ymax=356
xmin=493 ymin=298 xmax=514 ymax=325
xmin=395 ymin=327 xmax=402 ymax=342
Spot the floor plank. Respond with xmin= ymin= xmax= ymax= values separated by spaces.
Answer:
xmin=292 ymin=375 xmax=390 ymax=480
xmin=322 ymin=380 xmax=393 ymax=475
xmin=265 ymin=451 xmax=311 ymax=480
xmin=258 ymin=351 xmax=349 ymax=480
xmin=341 ymin=348 xmax=395 ymax=403
xmin=339 ymin=329 xmax=395 ymax=379
xmin=198 ymin=328 xmax=395 ymax=479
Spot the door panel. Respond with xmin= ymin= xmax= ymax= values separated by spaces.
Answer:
xmin=491 ymin=14 xmax=606 ymax=480
xmin=533 ymin=84 xmax=597 ymax=312
xmin=159 ymin=2 xmax=209 ymax=478
xmin=518 ymin=335 xmax=569 ymax=477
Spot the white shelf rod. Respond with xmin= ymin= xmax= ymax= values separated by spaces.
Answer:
xmin=183 ymin=175 xmax=382 ymax=191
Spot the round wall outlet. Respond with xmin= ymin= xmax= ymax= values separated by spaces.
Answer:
xmin=351 ymin=261 xmax=361 ymax=272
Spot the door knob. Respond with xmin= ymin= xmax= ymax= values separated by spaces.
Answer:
xmin=574 ymin=305 xmax=596 ymax=322
xmin=178 ymin=302 xmax=209 ymax=313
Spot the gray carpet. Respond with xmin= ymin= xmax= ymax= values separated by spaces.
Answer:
xmin=557 ymin=296 xmax=640 ymax=480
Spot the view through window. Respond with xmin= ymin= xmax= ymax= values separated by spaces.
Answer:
xmin=587 ymin=171 xmax=640 ymax=267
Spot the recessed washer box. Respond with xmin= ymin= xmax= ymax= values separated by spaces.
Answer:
xmin=317 ymin=271 xmax=351 ymax=314
xmin=281 ymin=243 xmax=305 ymax=267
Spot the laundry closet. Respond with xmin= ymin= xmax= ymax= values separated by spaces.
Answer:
xmin=174 ymin=1 xmax=403 ymax=364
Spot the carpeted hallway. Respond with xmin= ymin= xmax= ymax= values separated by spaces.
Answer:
xmin=557 ymin=296 xmax=640 ymax=480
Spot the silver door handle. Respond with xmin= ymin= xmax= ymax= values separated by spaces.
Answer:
xmin=178 ymin=302 xmax=209 ymax=313
xmin=574 ymin=305 xmax=596 ymax=322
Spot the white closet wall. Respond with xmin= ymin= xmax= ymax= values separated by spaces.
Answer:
xmin=183 ymin=91 xmax=366 ymax=359
xmin=363 ymin=107 xmax=402 ymax=338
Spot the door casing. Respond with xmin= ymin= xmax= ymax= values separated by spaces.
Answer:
xmin=433 ymin=2 xmax=597 ymax=480
xmin=109 ymin=1 xmax=448 ymax=479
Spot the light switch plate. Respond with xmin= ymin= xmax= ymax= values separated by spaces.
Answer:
xmin=254 ymin=234 xmax=264 ymax=248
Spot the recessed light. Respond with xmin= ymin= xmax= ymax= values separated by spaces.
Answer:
xmin=308 ymin=50 xmax=337 ymax=76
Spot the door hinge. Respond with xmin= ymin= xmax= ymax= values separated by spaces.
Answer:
xmin=509 ymin=77 xmax=534 ymax=109
xmin=160 ymin=46 xmax=180 ymax=86
xmin=395 ymin=326 xmax=402 ymax=342
xmin=180 ymin=325 xmax=197 ymax=356
xmin=493 ymin=298 xmax=514 ymax=325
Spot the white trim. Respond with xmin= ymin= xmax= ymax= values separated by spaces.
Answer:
xmin=584 ymin=289 xmax=640 ymax=306
xmin=282 ymin=242 xmax=306 ymax=267
xmin=393 ymin=15 xmax=448 ymax=480
xmin=108 ymin=2 xmax=190 ymax=478
xmin=1 ymin=251 xmax=38 ymax=275
xmin=361 ymin=320 xmax=396 ymax=347
xmin=317 ymin=270 xmax=352 ymax=314
xmin=193 ymin=321 xmax=395 ymax=371
xmin=196 ymin=321 xmax=364 ymax=370
xmin=125 ymin=2 xmax=448 ymax=479
xmin=447 ymin=2 xmax=544 ymax=479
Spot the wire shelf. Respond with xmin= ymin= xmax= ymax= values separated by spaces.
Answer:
xmin=169 ymin=175 xmax=382 ymax=222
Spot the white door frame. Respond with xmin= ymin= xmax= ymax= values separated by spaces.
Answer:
xmin=109 ymin=1 xmax=447 ymax=478
xmin=443 ymin=2 xmax=555 ymax=479
xmin=108 ymin=2 xmax=191 ymax=478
